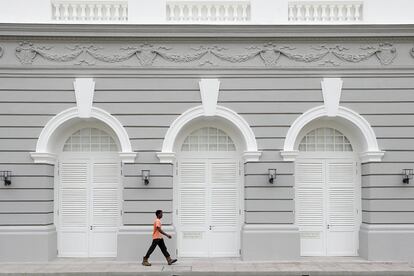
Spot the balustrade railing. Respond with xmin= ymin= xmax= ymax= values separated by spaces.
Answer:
xmin=52 ymin=0 xmax=128 ymax=22
xmin=167 ymin=1 xmax=250 ymax=22
xmin=288 ymin=1 xmax=363 ymax=22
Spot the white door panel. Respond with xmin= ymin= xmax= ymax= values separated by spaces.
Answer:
xmin=178 ymin=159 xmax=241 ymax=257
xmin=59 ymin=161 xmax=89 ymax=257
xmin=178 ymin=161 xmax=209 ymax=257
xmin=296 ymin=158 xmax=359 ymax=256
xmin=58 ymin=156 xmax=120 ymax=257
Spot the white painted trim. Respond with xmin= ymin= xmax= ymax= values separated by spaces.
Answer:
xmin=360 ymin=223 xmax=414 ymax=232
xmin=0 ymin=225 xmax=57 ymax=233
xmin=73 ymin=78 xmax=95 ymax=118
xmin=158 ymin=105 xmax=261 ymax=163
xmin=156 ymin=152 xmax=176 ymax=163
xmin=281 ymin=105 xmax=384 ymax=163
xmin=242 ymin=151 xmax=263 ymax=162
xmin=31 ymin=106 xmax=136 ymax=164
xmin=29 ymin=152 xmax=58 ymax=165
xmin=280 ymin=150 xmax=299 ymax=162
xmin=321 ymin=78 xmax=342 ymax=117
xmin=199 ymin=79 xmax=220 ymax=116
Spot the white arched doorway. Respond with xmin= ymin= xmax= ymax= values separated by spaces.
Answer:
xmin=57 ymin=127 xmax=121 ymax=257
xmin=157 ymin=105 xmax=261 ymax=257
xmin=281 ymin=106 xmax=384 ymax=257
xmin=175 ymin=123 xmax=244 ymax=257
xmin=295 ymin=125 xmax=361 ymax=256
xmin=30 ymin=107 xmax=136 ymax=257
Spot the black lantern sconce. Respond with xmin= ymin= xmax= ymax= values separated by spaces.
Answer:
xmin=402 ymin=169 xmax=413 ymax=184
xmin=1 ymin=171 xmax=12 ymax=186
xmin=268 ymin=169 xmax=277 ymax=184
xmin=142 ymin=170 xmax=150 ymax=185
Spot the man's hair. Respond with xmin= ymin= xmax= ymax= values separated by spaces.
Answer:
xmin=155 ymin=210 xmax=163 ymax=216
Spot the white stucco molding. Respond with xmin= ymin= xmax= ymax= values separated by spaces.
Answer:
xmin=157 ymin=105 xmax=261 ymax=163
xmin=73 ymin=78 xmax=95 ymax=118
xmin=321 ymin=77 xmax=342 ymax=117
xmin=281 ymin=105 xmax=384 ymax=163
xmin=31 ymin=106 xmax=136 ymax=164
xmin=199 ymin=78 xmax=220 ymax=116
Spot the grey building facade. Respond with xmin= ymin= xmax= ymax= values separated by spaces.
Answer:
xmin=0 ymin=24 xmax=413 ymax=262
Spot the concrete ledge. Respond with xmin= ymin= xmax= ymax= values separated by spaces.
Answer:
xmin=359 ymin=223 xmax=414 ymax=261
xmin=241 ymin=224 xmax=300 ymax=261
xmin=117 ymin=226 xmax=176 ymax=262
xmin=0 ymin=226 xmax=57 ymax=262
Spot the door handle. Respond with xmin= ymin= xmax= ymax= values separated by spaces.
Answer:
xmin=209 ymin=226 xmax=214 ymax=230
xmin=90 ymin=225 xmax=93 ymax=230
xmin=327 ymin=224 xmax=330 ymax=229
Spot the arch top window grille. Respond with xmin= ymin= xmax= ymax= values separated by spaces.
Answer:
xmin=63 ymin=128 xmax=118 ymax=152
xmin=299 ymin=127 xmax=353 ymax=152
xmin=181 ymin=127 xmax=236 ymax=152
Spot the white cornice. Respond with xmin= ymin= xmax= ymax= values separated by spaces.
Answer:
xmin=1 ymin=23 xmax=414 ymax=38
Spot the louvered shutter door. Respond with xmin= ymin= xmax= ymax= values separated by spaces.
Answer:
xmin=59 ymin=160 xmax=89 ymax=257
xmin=326 ymin=160 xmax=357 ymax=256
xmin=209 ymin=160 xmax=240 ymax=257
xmin=178 ymin=161 xmax=209 ymax=257
xmin=89 ymin=160 xmax=120 ymax=257
xmin=296 ymin=161 xmax=325 ymax=256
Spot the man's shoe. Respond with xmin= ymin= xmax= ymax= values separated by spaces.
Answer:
xmin=142 ymin=257 xmax=151 ymax=266
xmin=166 ymin=256 xmax=177 ymax=265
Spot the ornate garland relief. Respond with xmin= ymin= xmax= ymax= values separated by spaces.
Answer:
xmin=14 ymin=41 xmax=397 ymax=67
xmin=0 ymin=45 xmax=3 ymax=58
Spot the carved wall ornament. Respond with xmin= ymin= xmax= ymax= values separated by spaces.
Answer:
xmin=410 ymin=47 xmax=414 ymax=58
xmin=329 ymin=43 xmax=397 ymax=65
xmin=14 ymin=41 xmax=397 ymax=67
xmin=0 ymin=46 xmax=3 ymax=58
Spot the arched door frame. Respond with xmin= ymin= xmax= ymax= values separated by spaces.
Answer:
xmin=174 ymin=122 xmax=245 ymax=257
xmin=281 ymin=105 xmax=384 ymax=163
xmin=31 ymin=106 xmax=136 ymax=164
xmin=157 ymin=105 xmax=261 ymax=163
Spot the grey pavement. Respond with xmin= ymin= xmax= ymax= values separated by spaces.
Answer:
xmin=1 ymin=257 xmax=414 ymax=275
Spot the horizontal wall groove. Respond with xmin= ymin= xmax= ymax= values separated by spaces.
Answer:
xmin=124 ymin=200 xmax=172 ymax=202
xmin=362 ymin=210 xmax=414 ymax=213
xmin=362 ymin=198 xmax=414 ymax=200
xmin=362 ymin=222 xmax=414 ymax=225
xmin=245 ymin=173 xmax=293 ymax=176
xmin=362 ymin=186 xmax=414 ymax=189
xmin=95 ymin=101 xmax=200 ymax=104
xmin=124 ymin=224 xmax=172 ymax=226
xmin=123 ymin=175 xmax=173 ymax=178
xmin=130 ymin=138 xmax=164 ymax=140
xmin=0 ymin=223 xmax=54 ymax=226
xmin=124 ymin=187 xmax=172 ymax=190
xmin=246 ymin=198 xmax=293 ymax=200
xmin=245 ymin=185 xmax=293 ymax=188
xmin=0 ymin=212 xmax=54 ymax=214
xmin=245 ymin=211 xmax=293 ymax=213
xmin=245 ymin=198 xmax=293 ymax=201
xmin=0 ymin=188 xmax=53 ymax=190
xmin=124 ymin=211 xmax=172 ymax=214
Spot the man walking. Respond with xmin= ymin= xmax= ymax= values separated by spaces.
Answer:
xmin=142 ymin=210 xmax=177 ymax=266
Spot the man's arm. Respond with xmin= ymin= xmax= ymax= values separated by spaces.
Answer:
xmin=157 ymin=226 xmax=171 ymax=239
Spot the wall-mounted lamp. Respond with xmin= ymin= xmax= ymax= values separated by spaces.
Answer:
xmin=268 ymin=169 xmax=277 ymax=184
xmin=142 ymin=170 xmax=150 ymax=185
xmin=1 ymin=171 xmax=12 ymax=186
xmin=402 ymin=169 xmax=413 ymax=184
